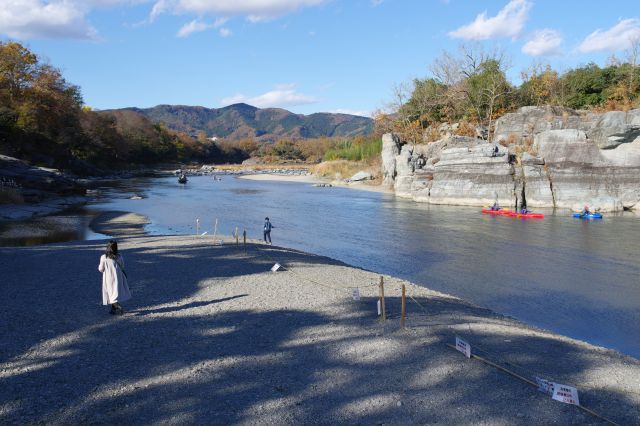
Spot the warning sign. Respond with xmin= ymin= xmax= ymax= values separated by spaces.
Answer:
xmin=351 ymin=288 xmax=360 ymax=301
xmin=455 ymin=336 xmax=471 ymax=358
xmin=535 ymin=377 xmax=555 ymax=395
xmin=552 ymin=383 xmax=580 ymax=406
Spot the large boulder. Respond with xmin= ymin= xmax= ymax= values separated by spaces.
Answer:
xmin=533 ymin=129 xmax=603 ymax=165
xmin=349 ymin=171 xmax=372 ymax=181
xmin=493 ymin=106 xmax=593 ymax=145
xmin=381 ymin=133 xmax=403 ymax=187
xmin=427 ymin=144 xmax=515 ymax=206
xmin=586 ymin=109 xmax=640 ymax=149
xmin=532 ymin=129 xmax=640 ymax=210
xmin=599 ymin=134 xmax=640 ymax=166
xmin=394 ymin=144 xmax=415 ymax=197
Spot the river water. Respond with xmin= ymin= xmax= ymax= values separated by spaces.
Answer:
xmin=3 ymin=175 xmax=640 ymax=358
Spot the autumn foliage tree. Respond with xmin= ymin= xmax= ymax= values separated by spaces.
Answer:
xmin=0 ymin=41 xmax=249 ymax=172
xmin=386 ymin=42 xmax=640 ymax=144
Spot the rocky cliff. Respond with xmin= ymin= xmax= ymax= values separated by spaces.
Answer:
xmin=382 ymin=107 xmax=640 ymax=212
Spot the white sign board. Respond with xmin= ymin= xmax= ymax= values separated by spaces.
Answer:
xmin=552 ymin=383 xmax=580 ymax=406
xmin=535 ymin=377 xmax=555 ymax=396
xmin=455 ymin=336 xmax=471 ymax=358
xmin=351 ymin=288 xmax=360 ymax=301
xmin=271 ymin=263 xmax=281 ymax=272
xmin=377 ymin=300 xmax=381 ymax=315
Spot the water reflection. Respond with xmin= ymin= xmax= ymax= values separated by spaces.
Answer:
xmin=0 ymin=209 xmax=107 ymax=247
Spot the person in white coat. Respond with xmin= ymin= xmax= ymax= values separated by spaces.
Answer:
xmin=98 ymin=240 xmax=131 ymax=315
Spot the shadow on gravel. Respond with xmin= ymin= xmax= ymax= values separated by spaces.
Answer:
xmin=1 ymin=238 xmax=638 ymax=425
xmin=130 ymin=295 xmax=249 ymax=316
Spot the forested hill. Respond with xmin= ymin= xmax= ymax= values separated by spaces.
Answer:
xmin=109 ymin=103 xmax=374 ymax=141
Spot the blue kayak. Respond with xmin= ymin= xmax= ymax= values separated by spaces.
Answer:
xmin=573 ymin=213 xmax=603 ymax=219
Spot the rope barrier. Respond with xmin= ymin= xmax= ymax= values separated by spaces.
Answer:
xmin=444 ymin=343 xmax=620 ymax=426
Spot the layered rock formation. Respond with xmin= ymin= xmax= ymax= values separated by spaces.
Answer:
xmin=382 ymin=107 xmax=640 ymax=211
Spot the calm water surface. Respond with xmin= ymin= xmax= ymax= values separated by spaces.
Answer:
xmin=5 ymin=175 xmax=640 ymax=358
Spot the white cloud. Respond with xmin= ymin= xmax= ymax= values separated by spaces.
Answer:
xmin=149 ymin=0 xmax=169 ymax=21
xmin=371 ymin=0 xmax=384 ymax=6
xmin=330 ymin=109 xmax=371 ymax=117
xmin=221 ymin=84 xmax=318 ymax=108
xmin=0 ymin=0 xmax=148 ymax=40
xmin=176 ymin=17 xmax=230 ymax=37
xmin=150 ymin=0 xmax=326 ymax=22
xmin=177 ymin=19 xmax=209 ymax=37
xmin=522 ymin=29 xmax=563 ymax=56
xmin=1 ymin=0 xmax=326 ymax=40
xmin=213 ymin=17 xmax=228 ymax=28
xmin=448 ymin=0 xmax=531 ymax=40
xmin=578 ymin=19 xmax=640 ymax=53
xmin=0 ymin=0 xmax=97 ymax=39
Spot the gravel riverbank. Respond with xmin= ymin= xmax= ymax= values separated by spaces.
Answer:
xmin=89 ymin=211 xmax=150 ymax=237
xmin=1 ymin=235 xmax=638 ymax=425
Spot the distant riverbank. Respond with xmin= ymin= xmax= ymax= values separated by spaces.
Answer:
xmin=1 ymin=234 xmax=638 ymax=424
xmin=238 ymin=173 xmax=392 ymax=194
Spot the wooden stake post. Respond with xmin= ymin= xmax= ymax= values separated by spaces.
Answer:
xmin=401 ymin=284 xmax=406 ymax=328
xmin=243 ymin=229 xmax=247 ymax=252
xmin=379 ymin=276 xmax=386 ymax=321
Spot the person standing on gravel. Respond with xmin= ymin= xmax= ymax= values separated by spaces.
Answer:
xmin=98 ymin=239 xmax=131 ymax=315
xmin=263 ymin=217 xmax=273 ymax=245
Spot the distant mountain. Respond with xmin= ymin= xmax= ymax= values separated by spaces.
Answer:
xmin=105 ymin=103 xmax=373 ymax=141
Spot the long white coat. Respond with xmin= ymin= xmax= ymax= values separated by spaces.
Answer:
xmin=98 ymin=254 xmax=132 ymax=305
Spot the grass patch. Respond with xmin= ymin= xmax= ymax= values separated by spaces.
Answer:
xmin=323 ymin=138 xmax=382 ymax=162
xmin=311 ymin=158 xmax=380 ymax=181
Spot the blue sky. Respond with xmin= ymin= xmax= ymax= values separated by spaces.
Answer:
xmin=2 ymin=0 xmax=639 ymax=116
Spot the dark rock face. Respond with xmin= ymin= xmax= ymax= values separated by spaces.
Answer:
xmin=382 ymin=107 xmax=640 ymax=212
xmin=0 ymin=155 xmax=85 ymax=202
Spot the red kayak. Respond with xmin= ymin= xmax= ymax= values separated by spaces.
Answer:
xmin=506 ymin=211 xmax=544 ymax=219
xmin=481 ymin=209 xmax=511 ymax=215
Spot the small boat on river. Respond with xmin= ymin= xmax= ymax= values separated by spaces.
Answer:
xmin=481 ymin=209 xmax=511 ymax=216
xmin=506 ymin=211 xmax=544 ymax=219
xmin=178 ymin=175 xmax=188 ymax=184
xmin=573 ymin=212 xmax=603 ymax=219
xmin=482 ymin=209 xmax=544 ymax=218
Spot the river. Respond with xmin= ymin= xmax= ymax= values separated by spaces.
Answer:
xmin=2 ymin=174 xmax=639 ymax=359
